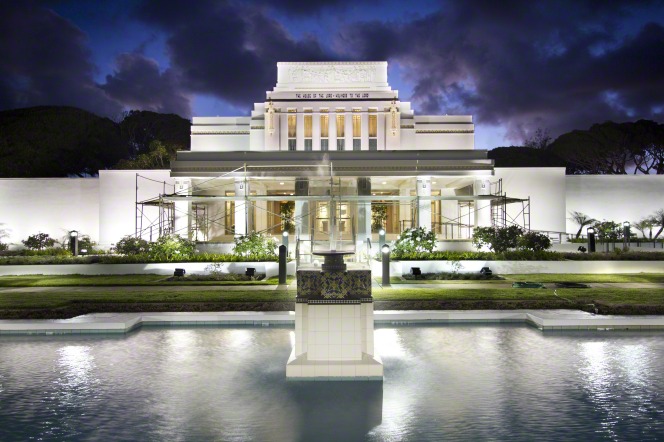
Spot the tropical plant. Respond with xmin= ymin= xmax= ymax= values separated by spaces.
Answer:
xmin=518 ymin=231 xmax=552 ymax=251
xmin=114 ymin=235 xmax=151 ymax=255
xmin=593 ymin=220 xmax=622 ymax=241
xmin=633 ymin=218 xmax=654 ymax=239
xmin=651 ymin=209 xmax=664 ymax=240
xmin=569 ymin=211 xmax=596 ymax=239
xmin=0 ymin=223 xmax=9 ymax=251
xmin=371 ymin=204 xmax=388 ymax=232
xmin=147 ymin=234 xmax=196 ymax=261
xmin=22 ymin=233 xmax=56 ymax=251
xmin=391 ymin=227 xmax=436 ymax=257
xmin=232 ymin=232 xmax=277 ymax=259
xmin=279 ymin=201 xmax=295 ymax=232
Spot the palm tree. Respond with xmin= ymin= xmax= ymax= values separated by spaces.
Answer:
xmin=569 ymin=211 xmax=596 ymax=239
xmin=633 ymin=218 xmax=654 ymax=239
xmin=652 ymin=209 xmax=664 ymax=240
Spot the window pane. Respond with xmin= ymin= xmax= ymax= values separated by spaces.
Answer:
xmin=320 ymin=115 xmax=329 ymax=138
xmin=304 ymin=139 xmax=312 ymax=151
xmin=304 ymin=115 xmax=312 ymax=138
xmin=288 ymin=115 xmax=296 ymax=138
xmin=336 ymin=115 xmax=345 ymax=137
xmin=337 ymin=139 xmax=345 ymax=151
xmin=353 ymin=114 xmax=361 ymax=138
xmin=369 ymin=139 xmax=377 ymax=150
xmin=353 ymin=139 xmax=361 ymax=150
xmin=369 ymin=115 xmax=377 ymax=137
xmin=321 ymin=139 xmax=329 ymax=151
xmin=288 ymin=139 xmax=296 ymax=151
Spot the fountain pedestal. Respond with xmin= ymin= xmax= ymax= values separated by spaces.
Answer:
xmin=286 ymin=252 xmax=383 ymax=380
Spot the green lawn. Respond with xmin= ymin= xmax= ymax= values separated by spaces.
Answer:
xmin=503 ymin=273 xmax=664 ymax=283
xmin=0 ymin=274 xmax=294 ymax=287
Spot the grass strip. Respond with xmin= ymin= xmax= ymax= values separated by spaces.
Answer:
xmin=0 ymin=274 xmax=294 ymax=287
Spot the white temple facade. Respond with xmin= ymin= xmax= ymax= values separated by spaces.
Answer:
xmin=1 ymin=61 xmax=662 ymax=252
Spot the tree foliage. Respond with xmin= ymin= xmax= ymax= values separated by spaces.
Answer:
xmin=371 ymin=204 xmax=388 ymax=232
xmin=22 ymin=232 xmax=56 ymax=250
xmin=569 ymin=211 xmax=597 ymax=239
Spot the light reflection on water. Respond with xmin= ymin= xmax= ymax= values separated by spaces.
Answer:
xmin=1 ymin=325 xmax=663 ymax=441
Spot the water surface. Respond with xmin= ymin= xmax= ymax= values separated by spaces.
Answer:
xmin=1 ymin=325 xmax=663 ymax=441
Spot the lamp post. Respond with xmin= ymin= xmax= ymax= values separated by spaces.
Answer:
xmin=282 ymin=230 xmax=289 ymax=256
xmin=378 ymin=228 xmax=386 ymax=250
xmin=69 ymin=230 xmax=79 ymax=256
xmin=381 ymin=244 xmax=391 ymax=286
xmin=587 ymin=227 xmax=596 ymax=253
xmin=623 ymin=221 xmax=630 ymax=250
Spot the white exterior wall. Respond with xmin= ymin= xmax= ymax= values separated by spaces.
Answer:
xmin=0 ymin=178 xmax=99 ymax=248
xmin=98 ymin=170 xmax=174 ymax=248
xmin=566 ymin=175 xmax=664 ymax=234
xmin=494 ymin=168 xmax=567 ymax=233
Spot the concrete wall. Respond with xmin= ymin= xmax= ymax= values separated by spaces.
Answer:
xmin=0 ymin=178 xmax=99 ymax=248
xmin=98 ymin=170 xmax=175 ymax=248
xmin=566 ymin=175 xmax=664 ymax=236
xmin=495 ymin=168 xmax=567 ymax=233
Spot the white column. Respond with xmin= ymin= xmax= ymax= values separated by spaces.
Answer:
xmin=377 ymin=111 xmax=386 ymax=150
xmin=329 ymin=111 xmax=337 ymax=150
xmin=234 ymin=178 xmax=249 ymax=237
xmin=280 ymin=112 xmax=288 ymax=151
xmin=313 ymin=111 xmax=320 ymax=150
xmin=345 ymin=111 xmax=352 ymax=150
xmin=357 ymin=178 xmax=371 ymax=247
xmin=399 ymin=184 xmax=411 ymax=232
xmin=174 ymin=178 xmax=191 ymax=238
xmin=417 ymin=177 xmax=431 ymax=231
xmin=474 ymin=179 xmax=492 ymax=228
xmin=361 ymin=112 xmax=369 ymax=150
xmin=296 ymin=111 xmax=304 ymax=151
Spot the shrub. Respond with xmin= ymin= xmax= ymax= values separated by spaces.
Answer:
xmin=147 ymin=234 xmax=196 ymax=261
xmin=392 ymin=227 xmax=436 ymax=258
xmin=232 ymin=232 xmax=277 ymax=260
xmin=472 ymin=226 xmax=524 ymax=253
xmin=21 ymin=247 xmax=72 ymax=257
xmin=22 ymin=233 xmax=56 ymax=250
xmin=518 ymin=231 xmax=552 ymax=251
xmin=115 ymin=235 xmax=151 ymax=255
xmin=0 ymin=242 xmax=7 ymax=252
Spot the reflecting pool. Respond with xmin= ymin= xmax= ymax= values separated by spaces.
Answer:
xmin=1 ymin=325 xmax=663 ymax=441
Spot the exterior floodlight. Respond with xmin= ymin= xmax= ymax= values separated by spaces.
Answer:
xmin=381 ymin=245 xmax=391 ymax=286
xmin=623 ymin=221 xmax=630 ymax=227
xmin=587 ymin=226 xmax=596 ymax=253
xmin=70 ymin=230 xmax=78 ymax=238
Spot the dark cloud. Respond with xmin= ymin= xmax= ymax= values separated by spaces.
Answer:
xmin=0 ymin=1 xmax=121 ymax=117
xmin=338 ymin=0 xmax=664 ymax=142
xmin=100 ymin=52 xmax=191 ymax=117
xmin=135 ymin=0 xmax=332 ymax=109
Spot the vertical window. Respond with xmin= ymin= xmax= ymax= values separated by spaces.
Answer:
xmin=352 ymin=114 xmax=361 ymax=151
xmin=287 ymin=114 xmax=296 ymax=151
xmin=369 ymin=114 xmax=377 ymax=150
xmin=304 ymin=115 xmax=312 ymax=151
xmin=320 ymin=114 xmax=329 ymax=151
xmin=336 ymin=114 xmax=345 ymax=151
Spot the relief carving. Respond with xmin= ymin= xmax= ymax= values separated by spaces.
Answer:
xmin=288 ymin=65 xmax=375 ymax=84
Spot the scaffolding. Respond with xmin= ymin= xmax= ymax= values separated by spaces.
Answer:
xmin=490 ymin=179 xmax=531 ymax=231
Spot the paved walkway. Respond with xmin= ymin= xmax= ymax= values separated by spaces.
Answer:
xmin=1 ymin=309 xmax=663 ymax=334
xmin=1 ymin=282 xmax=663 ymax=294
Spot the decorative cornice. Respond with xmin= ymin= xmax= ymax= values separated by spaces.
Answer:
xmin=416 ymin=129 xmax=474 ymax=134
xmin=192 ymin=131 xmax=250 ymax=135
xmin=250 ymin=126 xmax=265 ymax=130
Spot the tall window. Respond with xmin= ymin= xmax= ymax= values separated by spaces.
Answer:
xmin=369 ymin=114 xmax=378 ymax=150
xmin=352 ymin=113 xmax=361 ymax=151
xmin=304 ymin=115 xmax=312 ymax=151
xmin=287 ymin=114 xmax=296 ymax=151
xmin=336 ymin=114 xmax=345 ymax=150
xmin=320 ymin=114 xmax=329 ymax=151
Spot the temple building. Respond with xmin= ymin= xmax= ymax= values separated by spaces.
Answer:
xmin=1 ymin=61 xmax=661 ymax=254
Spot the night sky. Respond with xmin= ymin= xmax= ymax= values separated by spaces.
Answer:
xmin=1 ymin=0 xmax=663 ymax=148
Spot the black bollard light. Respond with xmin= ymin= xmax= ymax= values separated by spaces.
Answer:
xmin=587 ymin=227 xmax=596 ymax=253
xmin=623 ymin=221 xmax=630 ymax=250
xmin=279 ymin=244 xmax=287 ymax=284
xmin=282 ymin=230 xmax=289 ymax=256
xmin=69 ymin=230 xmax=79 ymax=256
xmin=381 ymin=244 xmax=391 ymax=287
